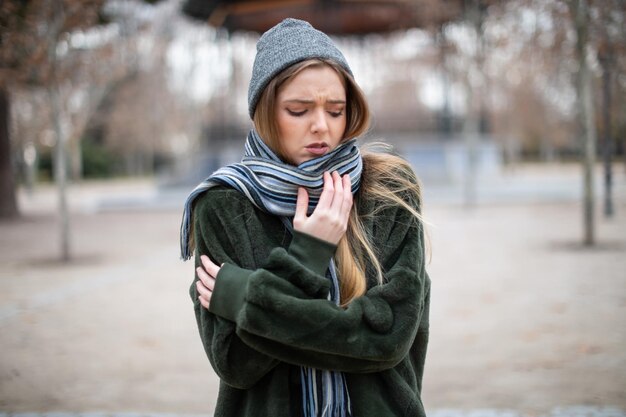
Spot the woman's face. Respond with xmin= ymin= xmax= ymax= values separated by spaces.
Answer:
xmin=275 ymin=65 xmax=347 ymax=165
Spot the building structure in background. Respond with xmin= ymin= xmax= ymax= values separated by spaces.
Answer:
xmin=176 ymin=0 xmax=502 ymax=187
xmin=182 ymin=0 xmax=462 ymax=35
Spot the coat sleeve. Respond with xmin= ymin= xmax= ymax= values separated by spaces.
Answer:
xmin=208 ymin=191 xmax=428 ymax=374
xmin=190 ymin=189 xmax=281 ymax=389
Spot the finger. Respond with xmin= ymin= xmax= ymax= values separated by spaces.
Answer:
xmin=198 ymin=295 xmax=210 ymax=309
xmin=316 ymin=171 xmax=334 ymax=209
xmin=342 ymin=173 xmax=353 ymax=196
xmin=342 ymin=174 xmax=353 ymax=214
xmin=330 ymin=171 xmax=344 ymax=212
xmin=201 ymin=255 xmax=220 ymax=278
xmin=295 ymin=187 xmax=309 ymax=221
xmin=196 ymin=279 xmax=213 ymax=299
xmin=196 ymin=266 xmax=215 ymax=291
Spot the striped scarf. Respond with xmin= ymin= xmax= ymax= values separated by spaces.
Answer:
xmin=180 ymin=129 xmax=359 ymax=417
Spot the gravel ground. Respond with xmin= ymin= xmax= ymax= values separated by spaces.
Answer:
xmin=1 ymin=165 xmax=625 ymax=416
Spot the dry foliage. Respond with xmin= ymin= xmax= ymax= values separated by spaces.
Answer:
xmin=0 ymin=0 xmax=107 ymax=87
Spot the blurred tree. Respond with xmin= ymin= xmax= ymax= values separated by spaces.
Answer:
xmin=0 ymin=84 xmax=14 ymax=217
xmin=567 ymin=0 xmax=624 ymax=241
xmin=1 ymin=0 xmax=166 ymax=260
xmin=461 ymin=0 xmax=490 ymax=208
xmin=103 ymin=55 xmax=173 ymax=176
xmin=473 ymin=0 xmax=624 ymax=243
xmin=86 ymin=1 xmax=205 ymax=179
xmin=0 ymin=0 xmax=106 ymax=222
xmin=594 ymin=0 xmax=625 ymax=218
xmin=569 ymin=0 xmax=598 ymax=245
xmin=0 ymin=0 xmax=105 ymax=262
xmin=467 ymin=0 xmax=625 ymax=159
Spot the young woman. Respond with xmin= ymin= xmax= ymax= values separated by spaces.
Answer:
xmin=181 ymin=18 xmax=430 ymax=417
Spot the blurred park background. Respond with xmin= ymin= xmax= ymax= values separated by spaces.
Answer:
xmin=0 ymin=0 xmax=625 ymax=416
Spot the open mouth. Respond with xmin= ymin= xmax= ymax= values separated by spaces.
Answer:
xmin=305 ymin=142 xmax=329 ymax=155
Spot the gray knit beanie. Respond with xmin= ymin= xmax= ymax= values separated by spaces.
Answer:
xmin=247 ymin=18 xmax=353 ymax=119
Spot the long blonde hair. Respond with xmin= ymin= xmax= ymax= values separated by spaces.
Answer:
xmin=254 ymin=59 xmax=425 ymax=306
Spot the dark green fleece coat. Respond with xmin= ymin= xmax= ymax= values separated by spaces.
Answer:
xmin=189 ymin=183 xmax=431 ymax=417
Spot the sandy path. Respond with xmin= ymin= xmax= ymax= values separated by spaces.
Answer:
xmin=0 ymin=176 xmax=625 ymax=415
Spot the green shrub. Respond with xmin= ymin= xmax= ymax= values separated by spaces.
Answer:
xmin=81 ymin=139 xmax=120 ymax=178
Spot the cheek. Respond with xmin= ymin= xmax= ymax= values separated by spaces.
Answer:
xmin=277 ymin=113 xmax=303 ymax=138
xmin=276 ymin=112 xmax=288 ymax=135
xmin=331 ymin=117 xmax=347 ymax=138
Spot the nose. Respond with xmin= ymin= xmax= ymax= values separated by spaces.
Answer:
xmin=310 ymin=108 xmax=329 ymax=135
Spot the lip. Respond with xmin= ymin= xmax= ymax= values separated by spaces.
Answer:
xmin=305 ymin=142 xmax=329 ymax=156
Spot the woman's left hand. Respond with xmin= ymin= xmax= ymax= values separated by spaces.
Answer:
xmin=196 ymin=254 xmax=221 ymax=309
xmin=293 ymin=171 xmax=353 ymax=245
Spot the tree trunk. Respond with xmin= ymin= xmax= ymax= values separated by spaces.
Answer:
xmin=572 ymin=0 xmax=597 ymax=245
xmin=599 ymin=41 xmax=614 ymax=218
xmin=0 ymin=87 xmax=19 ymax=219
xmin=47 ymin=0 xmax=71 ymax=262
xmin=70 ymin=135 xmax=83 ymax=181
xmin=462 ymin=0 xmax=487 ymax=208
xmin=49 ymin=83 xmax=71 ymax=262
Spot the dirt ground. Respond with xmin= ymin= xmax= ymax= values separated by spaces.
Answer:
xmin=1 ymin=167 xmax=625 ymax=416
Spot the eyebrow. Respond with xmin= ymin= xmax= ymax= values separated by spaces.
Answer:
xmin=283 ymin=99 xmax=346 ymax=104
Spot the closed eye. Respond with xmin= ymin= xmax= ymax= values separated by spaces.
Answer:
xmin=328 ymin=110 xmax=344 ymax=118
xmin=287 ymin=109 xmax=307 ymax=117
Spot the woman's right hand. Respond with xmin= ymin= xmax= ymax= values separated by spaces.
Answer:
xmin=293 ymin=171 xmax=353 ymax=245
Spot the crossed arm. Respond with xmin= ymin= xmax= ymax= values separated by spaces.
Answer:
xmin=190 ymin=172 xmax=427 ymax=388
xmin=196 ymin=171 xmax=352 ymax=309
